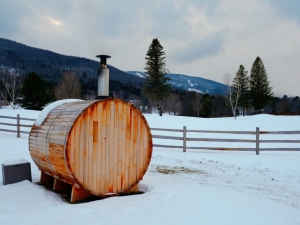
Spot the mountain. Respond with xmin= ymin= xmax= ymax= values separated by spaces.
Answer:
xmin=0 ymin=38 xmax=144 ymax=86
xmin=0 ymin=37 xmax=227 ymax=95
xmin=127 ymin=71 xmax=227 ymax=95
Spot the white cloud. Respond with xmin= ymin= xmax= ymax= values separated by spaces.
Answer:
xmin=0 ymin=0 xmax=299 ymax=96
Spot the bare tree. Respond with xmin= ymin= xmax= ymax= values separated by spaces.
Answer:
xmin=0 ymin=69 xmax=23 ymax=109
xmin=148 ymin=99 xmax=168 ymax=115
xmin=129 ymin=99 xmax=142 ymax=111
xmin=113 ymin=90 xmax=123 ymax=99
xmin=192 ymin=92 xmax=204 ymax=118
xmin=223 ymin=73 xmax=241 ymax=119
xmin=55 ymin=71 xmax=82 ymax=100
xmin=165 ymin=93 xmax=182 ymax=115
xmin=83 ymin=89 xmax=96 ymax=100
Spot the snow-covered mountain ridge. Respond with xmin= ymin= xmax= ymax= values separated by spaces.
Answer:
xmin=127 ymin=71 xmax=227 ymax=95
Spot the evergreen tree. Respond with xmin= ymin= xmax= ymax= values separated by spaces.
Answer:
xmin=201 ymin=94 xmax=213 ymax=118
xmin=19 ymin=72 xmax=54 ymax=110
xmin=143 ymin=38 xmax=172 ymax=116
xmin=232 ymin=65 xmax=249 ymax=116
xmin=249 ymin=57 xmax=273 ymax=113
xmin=181 ymin=91 xmax=195 ymax=117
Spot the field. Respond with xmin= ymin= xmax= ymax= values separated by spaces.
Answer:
xmin=0 ymin=109 xmax=299 ymax=225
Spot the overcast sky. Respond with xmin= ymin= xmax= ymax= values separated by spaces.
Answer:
xmin=1 ymin=0 xmax=300 ymax=96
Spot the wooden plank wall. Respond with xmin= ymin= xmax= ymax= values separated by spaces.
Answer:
xmin=27 ymin=99 xmax=152 ymax=197
xmin=29 ymin=101 xmax=95 ymax=185
xmin=67 ymin=99 xmax=152 ymax=196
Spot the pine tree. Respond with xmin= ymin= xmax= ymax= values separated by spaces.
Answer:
xmin=19 ymin=72 xmax=55 ymax=110
xmin=201 ymin=94 xmax=213 ymax=118
xmin=143 ymin=38 xmax=172 ymax=116
xmin=249 ymin=57 xmax=273 ymax=113
xmin=232 ymin=65 xmax=249 ymax=116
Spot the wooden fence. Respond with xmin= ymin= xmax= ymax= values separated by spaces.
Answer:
xmin=151 ymin=126 xmax=300 ymax=155
xmin=1 ymin=115 xmax=300 ymax=155
xmin=0 ymin=114 xmax=35 ymax=137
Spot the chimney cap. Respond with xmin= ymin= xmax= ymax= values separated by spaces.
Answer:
xmin=96 ymin=55 xmax=111 ymax=66
xmin=96 ymin=55 xmax=111 ymax=59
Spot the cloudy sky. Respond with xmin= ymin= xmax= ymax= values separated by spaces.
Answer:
xmin=1 ymin=0 xmax=300 ymax=96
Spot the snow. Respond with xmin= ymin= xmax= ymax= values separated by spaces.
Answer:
xmin=135 ymin=72 xmax=145 ymax=78
xmin=35 ymin=99 xmax=83 ymax=126
xmin=0 ymin=109 xmax=300 ymax=225
xmin=2 ymin=158 xmax=28 ymax=166
xmin=187 ymin=88 xmax=203 ymax=93
xmin=187 ymin=79 xmax=194 ymax=87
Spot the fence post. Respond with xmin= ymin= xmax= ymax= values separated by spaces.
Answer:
xmin=17 ymin=114 xmax=20 ymax=138
xmin=256 ymin=127 xmax=259 ymax=155
xmin=183 ymin=126 xmax=186 ymax=152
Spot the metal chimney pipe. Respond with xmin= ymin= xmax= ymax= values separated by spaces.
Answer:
xmin=96 ymin=55 xmax=111 ymax=99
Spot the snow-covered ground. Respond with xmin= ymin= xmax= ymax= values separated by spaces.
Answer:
xmin=0 ymin=108 xmax=300 ymax=225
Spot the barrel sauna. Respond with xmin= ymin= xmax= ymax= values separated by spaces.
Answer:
xmin=29 ymin=99 xmax=152 ymax=202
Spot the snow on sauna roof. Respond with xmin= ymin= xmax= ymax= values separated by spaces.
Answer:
xmin=3 ymin=158 xmax=29 ymax=166
xmin=35 ymin=99 xmax=84 ymax=126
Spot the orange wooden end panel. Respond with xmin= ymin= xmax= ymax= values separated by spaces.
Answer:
xmin=29 ymin=99 xmax=153 ymax=198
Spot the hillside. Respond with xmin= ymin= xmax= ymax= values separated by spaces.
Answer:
xmin=0 ymin=38 xmax=144 ymax=86
xmin=0 ymin=38 xmax=228 ymax=95
xmin=127 ymin=71 xmax=227 ymax=95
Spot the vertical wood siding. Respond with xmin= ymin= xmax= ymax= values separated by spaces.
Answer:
xmin=29 ymin=99 xmax=152 ymax=196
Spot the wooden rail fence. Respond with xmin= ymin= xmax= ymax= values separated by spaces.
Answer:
xmin=0 ymin=114 xmax=35 ymax=137
xmin=151 ymin=126 xmax=300 ymax=155
xmin=1 ymin=115 xmax=300 ymax=155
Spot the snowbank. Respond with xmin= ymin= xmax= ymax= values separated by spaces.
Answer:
xmin=35 ymin=99 xmax=83 ymax=126
xmin=2 ymin=158 xmax=29 ymax=166
xmin=0 ymin=110 xmax=300 ymax=225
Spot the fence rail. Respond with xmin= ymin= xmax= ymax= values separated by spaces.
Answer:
xmin=0 ymin=114 xmax=35 ymax=137
xmin=1 ymin=115 xmax=300 ymax=155
xmin=151 ymin=126 xmax=300 ymax=155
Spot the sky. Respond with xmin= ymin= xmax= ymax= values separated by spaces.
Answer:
xmin=0 ymin=0 xmax=300 ymax=96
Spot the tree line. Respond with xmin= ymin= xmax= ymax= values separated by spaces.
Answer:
xmin=1 ymin=37 xmax=299 ymax=117
xmin=142 ymin=38 xmax=281 ymax=117
xmin=0 ymin=68 xmax=143 ymax=110
xmin=223 ymin=56 xmax=273 ymax=119
xmin=0 ymin=69 xmax=82 ymax=110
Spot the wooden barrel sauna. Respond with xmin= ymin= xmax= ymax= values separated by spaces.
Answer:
xmin=29 ymin=99 xmax=152 ymax=202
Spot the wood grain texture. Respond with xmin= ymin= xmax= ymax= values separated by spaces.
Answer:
xmin=70 ymin=185 xmax=91 ymax=203
xmin=40 ymin=172 xmax=54 ymax=184
xmin=29 ymin=99 xmax=153 ymax=197
xmin=53 ymin=178 xmax=71 ymax=191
